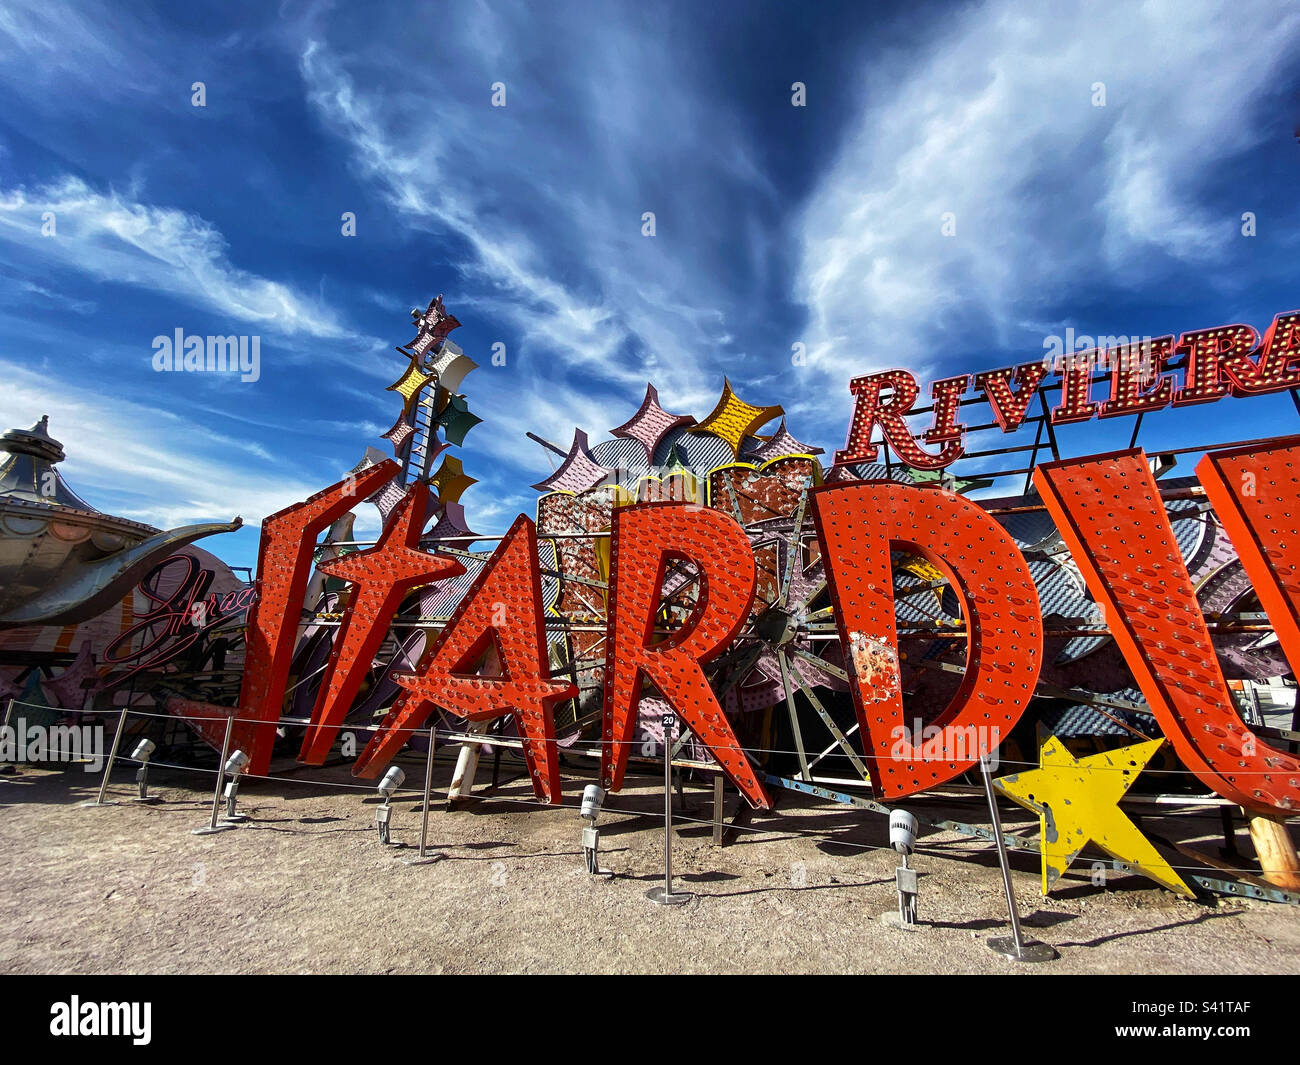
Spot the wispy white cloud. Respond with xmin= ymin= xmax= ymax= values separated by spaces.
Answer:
xmin=0 ymin=176 xmax=355 ymax=340
xmin=297 ymin=15 xmax=774 ymax=414
xmin=0 ymin=1 xmax=156 ymax=98
xmin=0 ymin=359 xmax=331 ymax=529
xmin=794 ymin=0 xmax=1300 ymax=423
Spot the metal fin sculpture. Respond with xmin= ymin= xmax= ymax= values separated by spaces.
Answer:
xmin=437 ymin=395 xmax=482 ymax=447
xmin=387 ymin=357 xmax=436 ymax=417
xmin=747 ymin=417 xmax=824 ymax=463
xmin=429 ymin=340 xmax=478 ymax=395
xmin=424 ymin=500 xmax=479 ymax=548
xmin=531 ymin=429 xmax=610 ymax=494
xmin=381 ymin=410 xmax=416 ymax=454
xmin=407 ymin=294 xmax=462 ymax=359
xmin=429 ymin=454 xmax=477 ymax=504
xmin=611 ymin=383 xmax=695 ymax=463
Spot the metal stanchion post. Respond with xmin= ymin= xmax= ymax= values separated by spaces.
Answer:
xmin=402 ymin=726 xmax=443 ymax=865
xmin=980 ymin=754 xmax=1057 ymax=962
xmin=646 ymin=712 xmax=691 ymax=906
xmin=79 ymin=705 xmax=129 ymax=807
xmin=192 ymin=712 xmax=237 ymax=835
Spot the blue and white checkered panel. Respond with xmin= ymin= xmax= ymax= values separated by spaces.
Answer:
xmin=846 ymin=462 xmax=913 ymax=482
xmin=1167 ymin=497 xmax=1212 ymax=568
xmin=1037 ymin=697 xmax=1157 ymax=739
xmin=588 ymin=436 xmax=647 ymax=471
xmin=1026 ymin=557 xmax=1108 ymax=663
xmin=652 ymin=427 xmax=733 ymax=470
xmin=416 ymin=564 xmax=482 ymax=619
xmin=994 ymin=508 xmax=1062 ymax=550
xmin=894 ymin=595 xmax=941 ymax=624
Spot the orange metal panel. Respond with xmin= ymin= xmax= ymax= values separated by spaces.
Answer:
xmin=234 ymin=461 xmax=399 ymax=775
xmin=1196 ymin=436 xmax=1300 ymax=671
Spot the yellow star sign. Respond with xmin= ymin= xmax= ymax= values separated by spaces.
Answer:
xmin=386 ymin=357 xmax=435 ymax=415
xmin=994 ymin=733 xmax=1193 ymax=898
xmin=429 ymin=454 xmax=477 ymax=505
xmin=689 ymin=378 xmax=783 ymax=456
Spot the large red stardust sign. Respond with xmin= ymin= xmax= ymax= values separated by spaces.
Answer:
xmin=218 ymin=425 xmax=1300 ymax=820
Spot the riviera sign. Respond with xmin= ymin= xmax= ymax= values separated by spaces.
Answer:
xmin=833 ymin=309 xmax=1300 ymax=469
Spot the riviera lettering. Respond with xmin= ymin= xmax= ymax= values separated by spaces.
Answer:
xmin=834 ymin=309 xmax=1300 ymax=469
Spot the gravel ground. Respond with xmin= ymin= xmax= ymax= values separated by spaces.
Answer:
xmin=1 ymin=755 xmax=1297 ymax=974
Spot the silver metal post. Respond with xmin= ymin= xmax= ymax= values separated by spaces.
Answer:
xmin=647 ymin=713 xmax=691 ymax=906
xmin=980 ymin=754 xmax=1056 ymax=962
xmin=192 ymin=712 xmax=237 ymax=834
xmin=80 ymin=705 xmax=129 ymax=807
xmin=402 ymin=725 xmax=442 ymax=865
xmin=664 ymin=737 xmax=673 ymax=888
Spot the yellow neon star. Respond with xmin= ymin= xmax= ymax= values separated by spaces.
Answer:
xmin=995 ymin=732 xmax=1193 ymax=898
xmin=689 ymin=378 xmax=783 ymax=455
xmin=429 ymin=454 xmax=478 ymax=505
xmin=386 ymin=358 xmax=435 ymax=413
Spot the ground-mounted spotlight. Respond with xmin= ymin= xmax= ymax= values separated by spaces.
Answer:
xmin=221 ymin=749 xmax=250 ymax=823
xmin=191 ymin=715 xmax=241 ymax=835
xmin=888 ymin=808 xmax=920 ymax=928
xmin=130 ymin=738 xmax=159 ymax=804
xmin=579 ymin=783 xmax=612 ymax=876
xmin=376 ymin=766 xmax=405 ymax=845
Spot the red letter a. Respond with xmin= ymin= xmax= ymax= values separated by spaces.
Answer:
xmin=353 ymin=515 xmax=575 ymax=804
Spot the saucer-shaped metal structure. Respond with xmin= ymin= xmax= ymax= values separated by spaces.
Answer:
xmin=0 ymin=416 xmax=240 ymax=629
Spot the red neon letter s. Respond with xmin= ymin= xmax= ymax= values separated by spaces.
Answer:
xmin=811 ymin=482 xmax=1044 ymax=799
xmin=601 ymin=503 xmax=772 ymax=809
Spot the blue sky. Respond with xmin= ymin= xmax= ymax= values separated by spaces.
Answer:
xmin=1 ymin=0 xmax=1299 ymax=570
